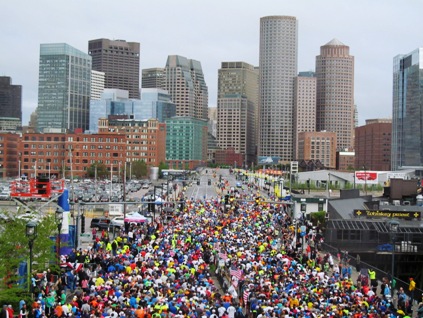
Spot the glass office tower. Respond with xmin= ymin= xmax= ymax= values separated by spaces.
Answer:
xmin=36 ymin=43 xmax=91 ymax=132
xmin=392 ymin=48 xmax=423 ymax=170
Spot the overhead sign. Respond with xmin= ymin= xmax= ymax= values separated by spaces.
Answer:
xmin=355 ymin=171 xmax=379 ymax=184
xmin=354 ymin=209 xmax=421 ymax=220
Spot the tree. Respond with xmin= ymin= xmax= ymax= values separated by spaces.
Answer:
xmin=86 ymin=162 xmax=108 ymax=179
xmin=0 ymin=210 xmax=57 ymax=305
xmin=132 ymin=160 xmax=148 ymax=179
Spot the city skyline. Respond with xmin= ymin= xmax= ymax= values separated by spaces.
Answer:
xmin=1 ymin=0 xmax=423 ymax=126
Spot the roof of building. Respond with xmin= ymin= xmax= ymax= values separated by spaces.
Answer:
xmin=324 ymin=38 xmax=345 ymax=46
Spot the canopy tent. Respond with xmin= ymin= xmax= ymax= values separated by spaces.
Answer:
xmin=124 ymin=212 xmax=147 ymax=223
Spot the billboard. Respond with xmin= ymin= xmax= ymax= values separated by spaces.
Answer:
xmin=258 ymin=156 xmax=280 ymax=165
xmin=355 ymin=171 xmax=379 ymax=184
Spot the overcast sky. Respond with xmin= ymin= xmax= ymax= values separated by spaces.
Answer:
xmin=1 ymin=0 xmax=422 ymax=126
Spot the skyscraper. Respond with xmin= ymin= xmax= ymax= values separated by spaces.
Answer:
xmin=392 ymin=48 xmax=423 ymax=170
xmin=88 ymin=38 xmax=140 ymax=99
xmin=293 ymin=72 xmax=316 ymax=160
xmin=259 ymin=16 xmax=298 ymax=161
xmin=0 ymin=76 xmax=22 ymax=123
xmin=36 ymin=43 xmax=91 ymax=132
xmin=217 ymin=61 xmax=259 ymax=166
xmin=316 ymin=39 xmax=355 ymax=151
xmin=163 ymin=55 xmax=208 ymax=120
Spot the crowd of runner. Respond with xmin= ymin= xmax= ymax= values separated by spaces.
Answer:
xmin=20 ymin=182 xmax=423 ymax=318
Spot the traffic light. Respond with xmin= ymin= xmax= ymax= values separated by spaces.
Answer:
xmin=208 ymin=179 xmax=211 ymax=186
xmin=197 ymin=180 xmax=200 ymax=185
xmin=224 ymin=194 xmax=229 ymax=205
xmin=301 ymin=203 xmax=307 ymax=212
xmin=80 ymin=215 xmax=85 ymax=233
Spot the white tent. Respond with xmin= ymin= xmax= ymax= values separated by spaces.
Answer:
xmin=124 ymin=212 xmax=147 ymax=223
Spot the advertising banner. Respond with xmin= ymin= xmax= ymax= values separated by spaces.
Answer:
xmin=258 ymin=156 xmax=280 ymax=165
xmin=355 ymin=171 xmax=379 ymax=184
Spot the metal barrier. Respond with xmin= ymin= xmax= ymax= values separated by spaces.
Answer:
xmin=321 ymin=242 xmax=423 ymax=300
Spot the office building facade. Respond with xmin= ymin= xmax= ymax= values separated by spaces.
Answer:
xmin=91 ymin=70 xmax=105 ymax=100
xmin=297 ymin=131 xmax=337 ymax=169
xmin=392 ymin=48 xmax=423 ymax=171
xmin=139 ymin=88 xmax=176 ymax=122
xmin=316 ymin=39 xmax=355 ymax=151
xmin=293 ymin=72 xmax=316 ymax=160
xmin=88 ymin=38 xmax=140 ymax=99
xmin=217 ymin=95 xmax=255 ymax=166
xmin=98 ymin=117 xmax=166 ymax=167
xmin=163 ymin=55 xmax=208 ymax=120
xmin=218 ymin=61 xmax=258 ymax=166
xmin=165 ymin=116 xmax=208 ymax=169
xmin=36 ymin=43 xmax=91 ymax=133
xmin=259 ymin=16 xmax=298 ymax=161
xmin=355 ymin=119 xmax=391 ymax=171
xmin=0 ymin=76 xmax=22 ymax=123
xmin=142 ymin=68 xmax=165 ymax=89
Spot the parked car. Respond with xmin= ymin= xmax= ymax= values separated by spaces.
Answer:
xmin=90 ymin=217 xmax=111 ymax=230
xmin=110 ymin=216 xmax=125 ymax=228
xmin=0 ymin=191 xmax=10 ymax=200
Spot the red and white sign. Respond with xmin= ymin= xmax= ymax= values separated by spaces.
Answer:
xmin=355 ymin=171 xmax=379 ymax=184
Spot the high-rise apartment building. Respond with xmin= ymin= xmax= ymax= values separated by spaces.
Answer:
xmin=0 ymin=76 xmax=22 ymax=123
xmin=142 ymin=68 xmax=165 ymax=89
xmin=88 ymin=38 xmax=140 ymax=99
xmin=259 ymin=16 xmax=298 ymax=161
xmin=217 ymin=61 xmax=259 ymax=166
xmin=355 ymin=118 xmax=391 ymax=171
xmin=36 ymin=43 xmax=91 ymax=133
xmin=163 ymin=55 xmax=208 ymax=120
xmin=293 ymin=72 xmax=316 ymax=160
xmin=392 ymin=48 xmax=423 ymax=170
xmin=91 ymin=70 xmax=105 ymax=100
xmin=316 ymin=39 xmax=355 ymax=151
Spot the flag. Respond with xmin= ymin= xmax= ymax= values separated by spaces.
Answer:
xmin=243 ymin=289 xmax=250 ymax=306
xmin=218 ymin=252 xmax=228 ymax=260
xmin=230 ymin=268 xmax=243 ymax=280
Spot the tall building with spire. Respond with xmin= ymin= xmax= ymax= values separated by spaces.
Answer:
xmin=36 ymin=43 xmax=91 ymax=132
xmin=88 ymin=38 xmax=140 ymax=99
xmin=163 ymin=55 xmax=208 ymax=120
xmin=316 ymin=39 xmax=355 ymax=151
xmin=259 ymin=16 xmax=298 ymax=162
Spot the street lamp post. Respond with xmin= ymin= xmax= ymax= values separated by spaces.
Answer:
xmin=55 ymin=207 xmax=64 ymax=266
xmin=388 ymin=220 xmax=400 ymax=297
xmin=26 ymin=221 xmax=37 ymax=294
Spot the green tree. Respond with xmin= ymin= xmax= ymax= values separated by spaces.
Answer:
xmin=0 ymin=211 xmax=57 ymax=304
xmin=86 ymin=162 xmax=109 ymax=179
xmin=132 ymin=160 xmax=148 ymax=179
